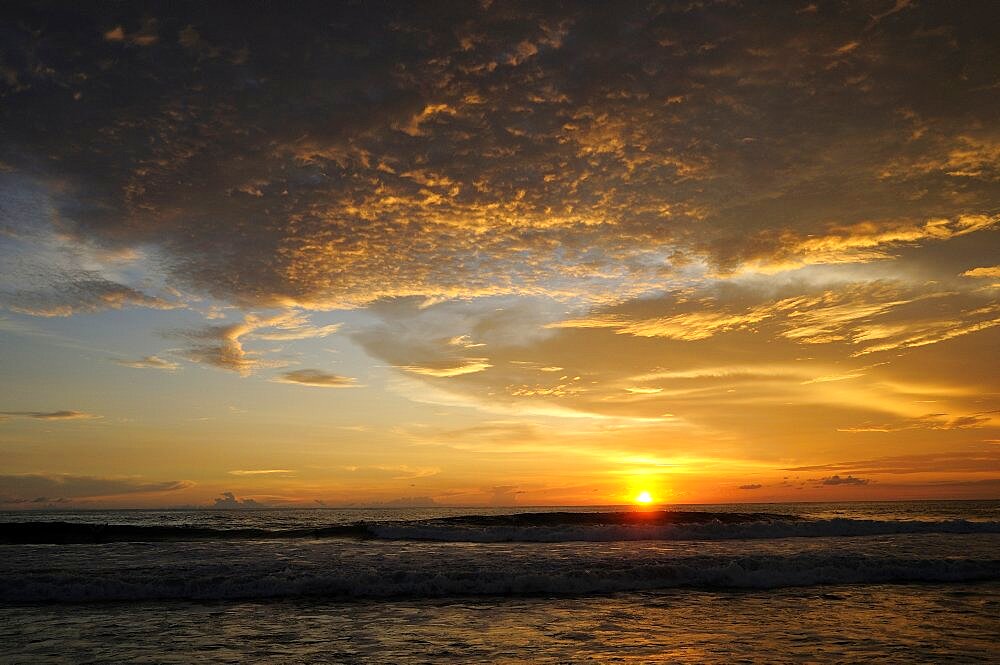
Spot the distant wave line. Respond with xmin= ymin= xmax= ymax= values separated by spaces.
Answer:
xmin=3 ymin=510 xmax=1000 ymax=544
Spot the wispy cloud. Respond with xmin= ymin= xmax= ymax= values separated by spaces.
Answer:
xmin=962 ymin=266 xmax=1000 ymax=279
xmin=169 ymin=312 xmax=345 ymax=374
xmin=397 ymin=359 xmax=493 ymax=377
xmin=0 ymin=410 xmax=99 ymax=421
xmin=1 ymin=273 xmax=180 ymax=318
xmin=115 ymin=355 xmax=179 ymax=371
xmin=0 ymin=474 xmax=192 ymax=504
xmin=786 ymin=451 xmax=1000 ymax=475
xmin=273 ymin=369 xmax=357 ymax=388
xmin=338 ymin=465 xmax=440 ymax=480
xmin=837 ymin=411 xmax=997 ymax=433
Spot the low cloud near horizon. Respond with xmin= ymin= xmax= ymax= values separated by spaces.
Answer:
xmin=0 ymin=474 xmax=192 ymax=505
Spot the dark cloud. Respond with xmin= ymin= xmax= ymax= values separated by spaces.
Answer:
xmin=0 ymin=474 xmax=191 ymax=504
xmin=1 ymin=1 xmax=997 ymax=308
xmin=818 ymin=474 xmax=870 ymax=486
xmin=738 ymin=484 xmax=763 ymax=490
xmin=1 ymin=273 xmax=178 ymax=317
xmin=211 ymin=491 xmax=264 ymax=509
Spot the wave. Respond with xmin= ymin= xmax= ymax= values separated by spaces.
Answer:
xmin=2 ymin=553 xmax=996 ymax=603
xmin=0 ymin=522 xmax=369 ymax=544
xmin=369 ymin=518 xmax=1000 ymax=542
xmin=3 ymin=512 xmax=1000 ymax=544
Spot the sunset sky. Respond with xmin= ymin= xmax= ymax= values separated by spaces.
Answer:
xmin=1 ymin=0 xmax=997 ymax=508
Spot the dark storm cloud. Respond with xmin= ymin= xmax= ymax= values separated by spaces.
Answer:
xmin=2 ymin=1 xmax=998 ymax=308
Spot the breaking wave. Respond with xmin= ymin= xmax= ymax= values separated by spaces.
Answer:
xmin=3 ymin=511 xmax=999 ymax=544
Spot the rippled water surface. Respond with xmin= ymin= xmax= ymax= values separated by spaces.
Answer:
xmin=3 ymin=584 xmax=998 ymax=663
xmin=2 ymin=501 xmax=998 ymax=662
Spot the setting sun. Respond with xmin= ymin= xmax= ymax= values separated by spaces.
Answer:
xmin=2 ymin=2 xmax=997 ymax=662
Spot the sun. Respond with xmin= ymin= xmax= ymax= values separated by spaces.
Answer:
xmin=634 ymin=491 xmax=653 ymax=505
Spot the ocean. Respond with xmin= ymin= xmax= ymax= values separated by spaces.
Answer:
xmin=1 ymin=501 xmax=997 ymax=663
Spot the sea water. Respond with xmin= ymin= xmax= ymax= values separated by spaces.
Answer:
xmin=1 ymin=501 xmax=997 ymax=663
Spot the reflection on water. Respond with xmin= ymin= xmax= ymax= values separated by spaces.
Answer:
xmin=2 ymin=501 xmax=997 ymax=661
xmin=2 ymin=499 xmax=997 ymax=530
xmin=3 ymin=584 xmax=998 ymax=663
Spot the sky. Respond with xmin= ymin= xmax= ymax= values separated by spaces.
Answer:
xmin=0 ymin=0 xmax=998 ymax=508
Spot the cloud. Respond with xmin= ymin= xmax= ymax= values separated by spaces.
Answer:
xmin=963 ymin=266 xmax=1000 ymax=278
xmin=738 ymin=484 xmax=763 ymax=490
xmin=397 ymin=359 xmax=493 ymax=377
xmin=242 ymin=311 xmax=343 ymax=341
xmin=228 ymin=469 xmax=295 ymax=476
xmin=339 ymin=465 xmax=440 ymax=480
xmin=549 ymin=303 xmax=785 ymax=341
xmin=785 ymin=451 xmax=1000 ymax=475
xmin=115 ymin=355 xmax=179 ymax=371
xmin=736 ymin=215 xmax=999 ymax=274
xmin=1 ymin=2 xmax=998 ymax=493
xmin=169 ymin=311 xmax=345 ymax=374
xmin=211 ymin=492 xmax=264 ymax=509
xmin=171 ymin=321 xmax=270 ymax=375
xmin=254 ymin=322 xmax=342 ymax=341
xmin=818 ymin=475 xmax=870 ymax=486
xmin=346 ymin=279 xmax=998 ymax=446
xmin=0 ymin=474 xmax=191 ymax=504
xmin=1 ymin=275 xmax=179 ymax=317
xmin=2 ymin=2 xmax=997 ymax=311
xmin=273 ymin=369 xmax=357 ymax=388
xmin=0 ymin=410 xmax=99 ymax=421
xmin=837 ymin=412 xmax=997 ymax=433
xmin=547 ymin=282 xmax=1000 ymax=362
xmin=169 ymin=314 xmax=284 ymax=375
